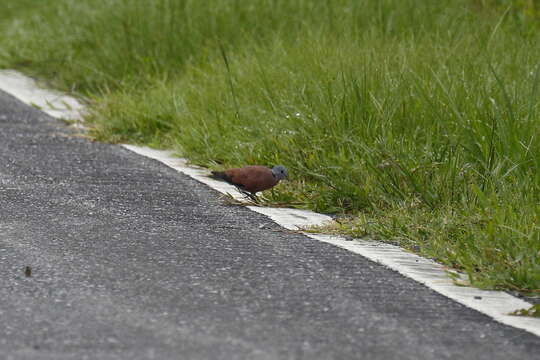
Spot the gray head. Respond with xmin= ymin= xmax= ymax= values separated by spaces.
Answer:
xmin=271 ymin=165 xmax=289 ymax=180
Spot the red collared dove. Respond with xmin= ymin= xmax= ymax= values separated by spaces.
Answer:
xmin=210 ymin=165 xmax=288 ymax=198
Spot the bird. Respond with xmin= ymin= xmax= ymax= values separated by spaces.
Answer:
xmin=210 ymin=165 xmax=288 ymax=201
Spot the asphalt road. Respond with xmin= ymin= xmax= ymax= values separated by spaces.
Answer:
xmin=0 ymin=90 xmax=539 ymax=360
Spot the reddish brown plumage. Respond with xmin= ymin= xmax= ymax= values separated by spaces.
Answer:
xmin=211 ymin=165 xmax=280 ymax=194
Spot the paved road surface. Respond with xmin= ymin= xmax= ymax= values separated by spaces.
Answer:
xmin=0 ymin=90 xmax=539 ymax=359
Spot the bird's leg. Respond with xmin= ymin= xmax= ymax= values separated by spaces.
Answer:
xmin=248 ymin=193 xmax=261 ymax=204
xmin=240 ymin=190 xmax=260 ymax=204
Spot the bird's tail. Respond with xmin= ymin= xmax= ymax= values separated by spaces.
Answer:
xmin=210 ymin=171 xmax=232 ymax=183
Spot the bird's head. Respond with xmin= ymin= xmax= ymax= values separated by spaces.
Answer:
xmin=271 ymin=165 xmax=289 ymax=180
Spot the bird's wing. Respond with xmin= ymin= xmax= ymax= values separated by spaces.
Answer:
xmin=235 ymin=166 xmax=277 ymax=193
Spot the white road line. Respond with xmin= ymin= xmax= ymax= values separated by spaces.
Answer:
xmin=1 ymin=70 xmax=538 ymax=338
xmin=0 ymin=70 xmax=84 ymax=122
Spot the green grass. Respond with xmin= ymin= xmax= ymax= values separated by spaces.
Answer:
xmin=1 ymin=0 xmax=539 ymax=294
xmin=510 ymin=303 xmax=540 ymax=317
